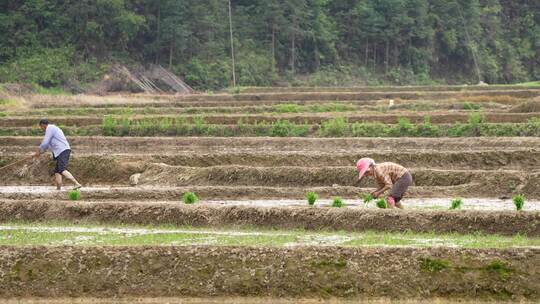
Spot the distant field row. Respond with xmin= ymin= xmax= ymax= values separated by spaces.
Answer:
xmin=237 ymin=84 xmax=540 ymax=93
xmin=4 ymin=112 xmax=540 ymax=128
xmin=2 ymin=136 xmax=538 ymax=152
xmin=0 ymin=101 xmax=511 ymax=117
xmin=3 ymin=89 xmax=537 ymax=109
xmin=2 ymin=117 xmax=540 ymax=137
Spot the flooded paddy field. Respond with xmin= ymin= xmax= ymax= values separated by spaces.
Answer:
xmin=1 ymin=87 xmax=540 ymax=301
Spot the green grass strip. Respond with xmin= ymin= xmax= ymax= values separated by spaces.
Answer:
xmin=0 ymin=221 xmax=538 ymax=248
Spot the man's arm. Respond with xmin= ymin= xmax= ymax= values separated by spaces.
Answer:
xmin=35 ymin=127 xmax=53 ymax=157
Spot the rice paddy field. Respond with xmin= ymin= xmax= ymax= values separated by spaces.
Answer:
xmin=1 ymin=85 xmax=540 ymax=302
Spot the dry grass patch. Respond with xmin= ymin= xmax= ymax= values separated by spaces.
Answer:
xmin=460 ymin=95 xmax=523 ymax=105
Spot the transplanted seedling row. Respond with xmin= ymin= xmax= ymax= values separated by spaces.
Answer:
xmin=448 ymin=196 xmax=526 ymax=211
xmin=304 ymin=192 xmax=387 ymax=209
xmin=304 ymin=192 xmax=529 ymax=211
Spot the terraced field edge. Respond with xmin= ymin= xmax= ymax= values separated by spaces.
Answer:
xmin=0 ymin=246 xmax=537 ymax=299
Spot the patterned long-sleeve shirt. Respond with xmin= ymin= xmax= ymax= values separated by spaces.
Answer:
xmin=373 ymin=162 xmax=408 ymax=188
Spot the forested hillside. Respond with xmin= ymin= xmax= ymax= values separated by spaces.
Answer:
xmin=1 ymin=0 xmax=539 ymax=90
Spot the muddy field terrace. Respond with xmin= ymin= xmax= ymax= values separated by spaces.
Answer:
xmin=1 ymin=85 xmax=540 ymax=302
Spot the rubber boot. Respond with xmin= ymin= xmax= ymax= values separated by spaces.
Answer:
xmin=386 ymin=196 xmax=396 ymax=208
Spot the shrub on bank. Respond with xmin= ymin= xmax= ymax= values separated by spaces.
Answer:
xmin=319 ymin=117 xmax=348 ymax=137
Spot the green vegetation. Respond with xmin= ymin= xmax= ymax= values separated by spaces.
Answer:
xmin=182 ymin=192 xmax=199 ymax=204
xmin=512 ymin=194 xmax=525 ymax=211
xmin=332 ymin=197 xmax=344 ymax=208
xmin=462 ymin=102 xmax=481 ymax=110
xmin=362 ymin=193 xmax=374 ymax=205
xmin=270 ymin=120 xmax=310 ymax=137
xmin=5 ymin=103 xmax=362 ymax=117
xmin=1 ymin=2 xmax=538 ymax=89
xmin=319 ymin=117 xmax=348 ymax=137
xmin=68 ymin=189 xmax=81 ymax=201
xmin=310 ymin=103 xmax=357 ymax=113
xmin=450 ymin=198 xmax=464 ymax=210
xmin=274 ymin=104 xmax=301 ymax=113
xmin=306 ymin=191 xmax=318 ymax=206
xmin=2 ymin=221 xmax=539 ymax=248
xmin=517 ymin=81 xmax=540 ymax=87
xmin=420 ymin=258 xmax=451 ymax=272
xmin=485 ymin=260 xmax=513 ymax=280
xmin=33 ymin=85 xmax=70 ymax=95
xmin=376 ymin=198 xmax=388 ymax=209
xmin=5 ymin=114 xmax=540 ymax=138
xmin=0 ymin=99 xmax=18 ymax=107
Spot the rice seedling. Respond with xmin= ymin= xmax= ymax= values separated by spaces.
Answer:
xmin=449 ymin=198 xmax=463 ymax=210
xmin=376 ymin=198 xmax=388 ymax=209
xmin=332 ymin=197 xmax=344 ymax=208
xmin=68 ymin=189 xmax=81 ymax=201
xmin=183 ymin=192 xmax=199 ymax=204
xmin=306 ymin=191 xmax=318 ymax=206
xmin=512 ymin=194 xmax=525 ymax=211
xmin=362 ymin=193 xmax=374 ymax=205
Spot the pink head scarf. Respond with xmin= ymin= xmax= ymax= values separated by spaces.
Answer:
xmin=356 ymin=158 xmax=375 ymax=180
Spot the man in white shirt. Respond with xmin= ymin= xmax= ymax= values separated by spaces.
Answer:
xmin=34 ymin=119 xmax=82 ymax=190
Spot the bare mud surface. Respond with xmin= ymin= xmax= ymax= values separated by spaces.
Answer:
xmin=0 ymin=298 xmax=512 ymax=304
xmin=1 ymin=154 xmax=537 ymax=199
xmin=3 ymin=136 xmax=540 ymax=152
xmin=4 ymin=150 xmax=539 ymax=169
xmin=0 ymin=246 xmax=537 ymax=299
